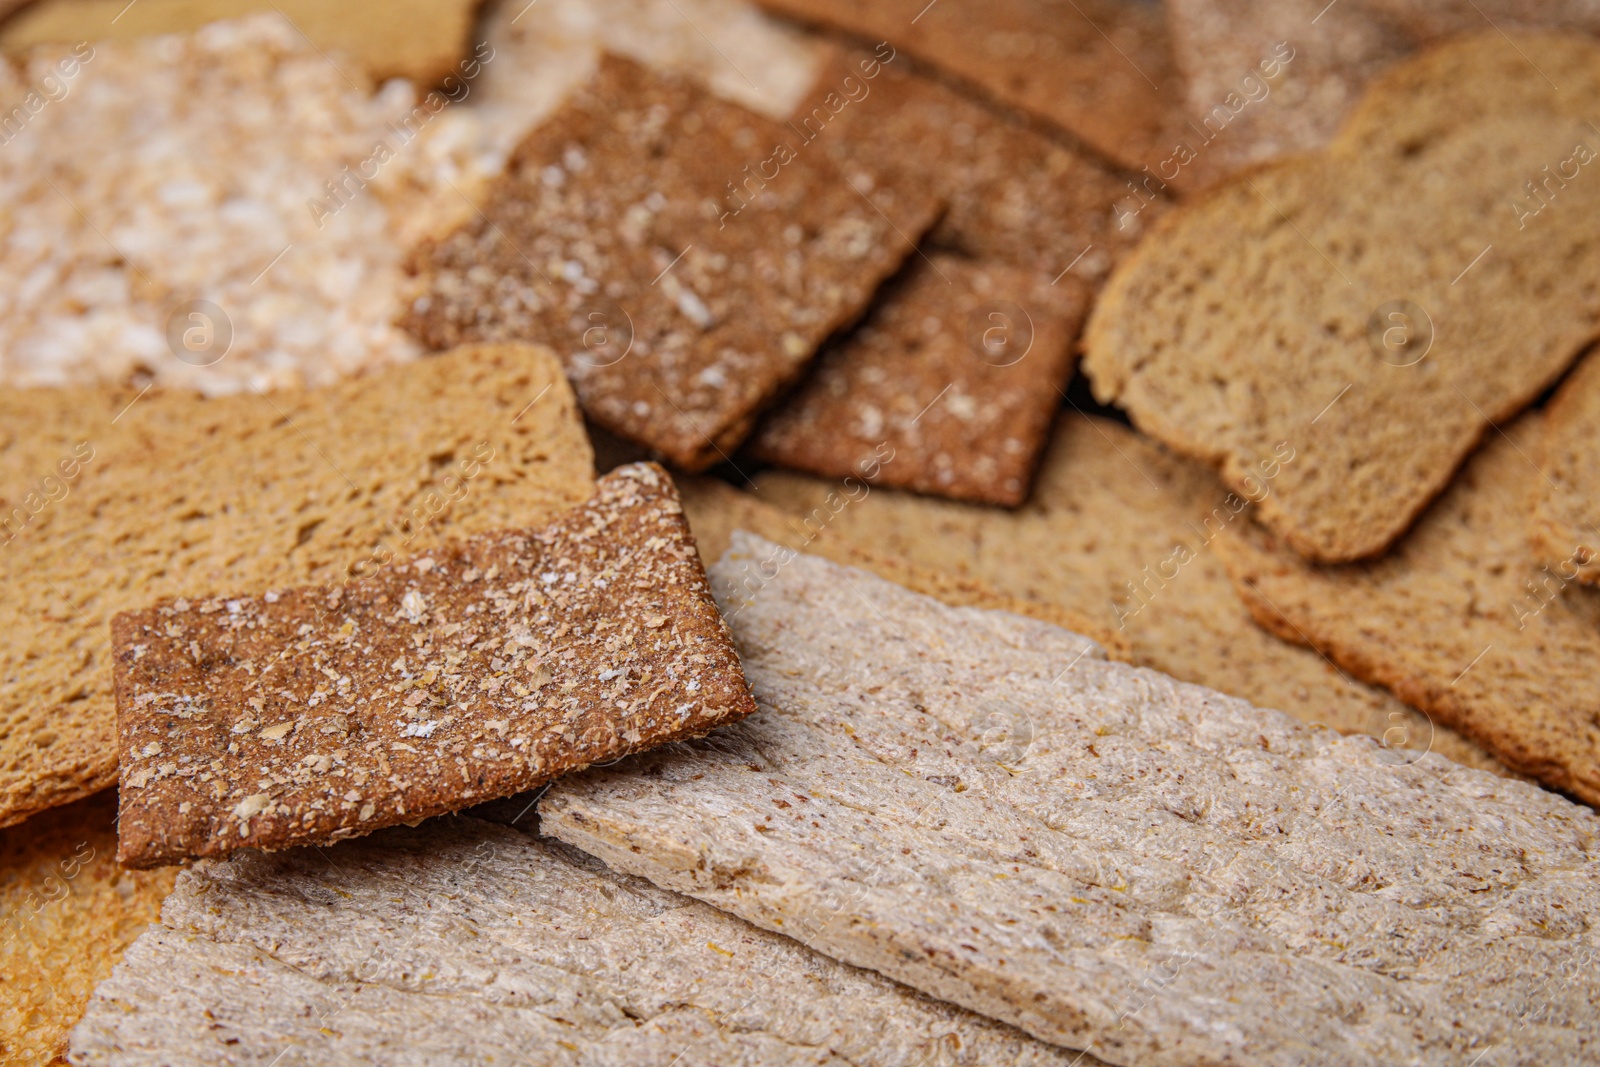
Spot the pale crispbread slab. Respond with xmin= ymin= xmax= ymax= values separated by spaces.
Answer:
xmin=403 ymin=53 xmax=940 ymax=472
xmin=753 ymin=416 xmax=1509 ymax=775
xmin=113 ymin=464 xmax=755 ymax=868
xmin=0 ymin=790 xmax=175 ymax=1067
xmin=543 ymin=533 xmax=1600 ymax=1066
xmin=1533 ymin=352 xmax=1600 ymax=584
xmin=1218 ymin=414 xmax=1600 ymax=806
xmin=73 ymin=818 xmax=1110 ymax=1067
xmin=0 ymin=343 xmax=593 ymax=829
xmin=1083 ymin=32 xmax=1600 ymax=563
xmin=675 ymin=474 xmax=1131 ymax=659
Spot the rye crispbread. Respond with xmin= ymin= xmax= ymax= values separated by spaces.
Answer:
xmin=114 ymin=464 xmax=754 ymax=868
xmin=1083 ymin=33 xmax=1600 ymax=562
xmin=1533 ymin=352 xmax=1600 ymax=584
xmin=0 ymin=343 xmax=593 ymax=829
xmin=754 ymin=416 xmax=1508 ymax=774
xmin=402 ymin=54 xmax=940 ymax=471
xmin=0 ymin=790 xmax=175 ymax=1066
xmin=545 ymin=534 xmax=1600 ymax=1066
xmin=73 ymin=818 xmax=1108 ymax=1067
xmin=1218 ymin=415 xmax=1600 ymax=806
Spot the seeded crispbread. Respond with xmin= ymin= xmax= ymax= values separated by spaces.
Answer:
xmin=1533 ymin=352 xmax=1600 ymax=584
xmin=113 ymin=464 xmax=754 ymax=868
xmin=402 ymin=53 xmax=940 ymax=471
xmin=753 ymin=416 xmax=1509 ymax=774
xmin=1218 ymin=414 xmax=1600 ymax=806
xmin=0 ymin=790 xmax=175 ymax=1066
xmin=0 ymin=343 xmax=593 ymax=829
xmin=1083 ymin=33 xmax=1600 ymax=563
xmin=545 ymin=534 xmax=1600 ymax=1066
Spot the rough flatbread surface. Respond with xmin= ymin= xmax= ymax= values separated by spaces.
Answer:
xmin=402 ymin=54 xmax=939 ymax=471
xmin=72 ymin=817 xmax=1107 ymax=1067
xmin=1083 ymin=33 xmax=1600 ymax=562
xmin=1 ymin=790 xmax=174 ymax=1067
xmin=753 ymin=416 xmax=1508 ymax=775
xmin=1533 ymin=351 xmax=1600 ymax=585
xmin=1219 ymin=415 xmax=1600 ymax=806
xmin=544 ymin=534 xmax=1600 ymax=1066
xmin=113 ymin=464 xmax=754 ymax=867
xmin=0 ymin=343 xmax=593 ymax=829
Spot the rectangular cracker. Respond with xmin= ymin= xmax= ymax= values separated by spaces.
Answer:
xmin=73 ymin=817 xmax=1108 ymax=1066
xmin=402 ymin=53 xmax=940 ymax=471
xmin=113 ymin=464 xmax=754 ymax=868
xmin=0 ymin=343 xmax=592 ymax=830
xmin=543 ymin=533 xmax=1600 ymax=1066
xmin=1532 ymin=351 xmax=1600 ymax=584
xmin=1219 ymin=414 xmax=1600 ymax=805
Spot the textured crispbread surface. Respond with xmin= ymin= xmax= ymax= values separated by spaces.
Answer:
xmin=72 ymin=818 xmax=1108 ymax=1067
xmin=544 ymin=534 xmax=1600 ymax=1067
xmin=403 ymin=54 xmax=939 ymax=471
xmin=750 ymin=256 xmax=1075 ymax=506
xmin=0 ymin=343 xmax=593 ymax=829
xmin=1 ymin=791 xmax=175 ymax=1067
xmin=754 ymin=416 xmax=1507 ymax=774
xmin=114 ymin=464 xmax=754 ymax=868
xmin=1219 ymin=415 xmax=1600 ymax=806
xmin=1533 ymin=352 xmax=1600 ymax=585
xmin=1083 ymin=33 xmax=1600 ymax=563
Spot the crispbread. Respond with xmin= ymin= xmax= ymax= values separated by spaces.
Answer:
xmin=73 ymin=817 xmax=1110 ymax=1066
xmin=1083 ymin=32 xmax=1600 ymax=562
xmin=1533 ymin=352 xmax=1600 ymax=584
xmin=402 ymin=54 xmax=939 ymax=471
xmin=0 ymin=790 xmax=174 ymax=1066
xmin=753 ymin=416 xmax=1508 ymax=774
xmin=0 ymin=343 xmax=593 ymax=829
xmin=1218 ymin=415 xmax=1600 ymax=806
xmin=750 ymin=256 xmax=1076 ymax=506
xmin=114 ymin=464 xmax=753 ymax=868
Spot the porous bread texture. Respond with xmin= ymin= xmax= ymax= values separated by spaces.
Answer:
xmin=1533 ymin=351 xmax=1600 ymax=584
xmin=753 ymin=416 xmax=1508 ymax=775
xmin=1083 ymin=32 xmax=1600 ymax=562
xmin=0 ymin=791 xmax=174 ymax=1066
xmin=1218 ymin=414 xmax=1600 ymax=806
xmin=544 ymin=534 xmax=1600 ymax=1066
xmin=0 ymin=343 xmax=593 ymax=828
xmin=72 ymin=818 xmax=1108 ymax=1066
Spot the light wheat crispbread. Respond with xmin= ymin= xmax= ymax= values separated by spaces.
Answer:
xmin=0 ymin=343 xmax=593 ymax=829
xmin=545 ymin=534 xmax=1600 ymax=1066
xmin=1534 ymin=351 xmax=1600 ymax=586
xmin=73 ymin=817 xmax=1111 ymax=1067
xmin=114 ymin=464 xmax=754 ymax=868
xmin=753 ymin=416 xmax=1508 ymax=774
xmin=403 ymin=53 xmax=939 ymax=471
xmin=1083 ymin=32 xmax=1600 ymax=563
xmin=1 ymin=790 xmax=175 ymax=1066
xmin=1218 ymin=414 xmax=1600 ymax=806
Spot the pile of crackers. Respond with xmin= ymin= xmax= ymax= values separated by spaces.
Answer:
xmin=1 ymin=1 xmax=1598 ymax=1064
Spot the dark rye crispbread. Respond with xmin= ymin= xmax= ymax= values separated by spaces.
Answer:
xmin=0 ymin=343 xmax=593 ymax=831
xmin=113 ymin=464 xmax=756 ymax=868
xmin=403 ymin=53 xmax=940 ymax=471
xmin=750 ymin=256 xmax=1075 ymax=506
xmin=1533 ymin=351 xmax=1600 ymax=585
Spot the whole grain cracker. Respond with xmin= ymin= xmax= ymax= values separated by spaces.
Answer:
xmin=0 ymin=343 xmax=593 ymax=829
xmin=1533 ymin=351 xmax=1600 ymax=584
xmin=402 ymin=53 xmax=940 ymax=471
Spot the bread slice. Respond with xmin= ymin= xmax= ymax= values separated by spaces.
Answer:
xmin=72 ymin=817 xmax=1112 ymax=1066
xmin=0 ymin=790 xmax=175 ymax=1066
xmin=1533 ymin=352 xmax=1600 ymax=585
xmin=544 ymin=534 xmax=1600 ymax=1066
xmin=0 ymin=343 xmax=593 ymax=829
xmin=1083 ymin=33 xmax=1600 ymax=562
xmin=1218 ymin=414 xmax=1600 ymax=805
xmin=753 ymin=416 xmax=1508 ymax=775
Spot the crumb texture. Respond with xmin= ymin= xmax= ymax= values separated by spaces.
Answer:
xmin=1532 ymin=351 xmax=1600 ymax=584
